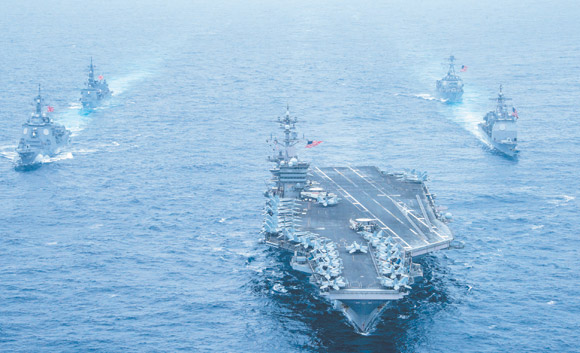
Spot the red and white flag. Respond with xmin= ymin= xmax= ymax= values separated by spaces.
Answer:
xmin=306 ymin=140 xmax=323 ymax=148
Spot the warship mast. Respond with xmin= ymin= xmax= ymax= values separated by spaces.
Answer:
xmin=490 ymin=85 xmax=513 ymax=119
xmin=34 ymin=85 xmax=43 ymax=117
xmin=447 ymin=55 xmax=457 ymax=76
xmin=88 ymin=57 xmax=95 ymax=86
xmin=267 ymin=106 xmax=309 ymax=198
xmin=31 ymin=85 xmax=49 ymax=123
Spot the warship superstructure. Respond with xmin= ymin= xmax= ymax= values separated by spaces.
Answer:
xmin=262 ymin=108 xmax=454 ymax=333
xmin=479 ymin=85 xmax=518 ymax=156
xmin=436 ymin=55 xmax=464 ymax=103
xmin=16 ymin=87 xmax=71 ymax=165
xmin=80 ymin=58 xmax=111 ymax=110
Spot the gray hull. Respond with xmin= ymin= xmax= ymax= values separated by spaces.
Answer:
xmin=337 ymin=299 xmax=388 ymax=333
xmin=80 ymin=90 xmax=111 ymax=110
xmin=491 ymin=140 xmax=518 ymax=157
xmin=17 ymin=146 xmax=67 ymax=166
xmin=17 ymin=151 xmax=40 ymax=165
xmin=437 ymin=89 xmax=463 ymax=103
xmin=478 ymin=123 xmax=518 ymax=157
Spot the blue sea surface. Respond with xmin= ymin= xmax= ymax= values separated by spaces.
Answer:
xmin=1 ymin=0 xmax=579 ymax=351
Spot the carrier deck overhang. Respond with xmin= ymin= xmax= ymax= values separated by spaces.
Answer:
xmin=264 ymin=165 xmax=453 ymax=332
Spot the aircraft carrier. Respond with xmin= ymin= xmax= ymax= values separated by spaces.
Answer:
xmin=262 ymin=108 xmax=454 ymax=333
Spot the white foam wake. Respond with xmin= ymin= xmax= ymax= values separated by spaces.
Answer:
xmin=0 ymin=145 xmax=18 ymax=162
xmin=448 ymin=105 xmax=492 ymax=148
xmin=414 ymin=93 xmax=448 ymax=103
xmin=394 ymin=92 xmax=448 ymax=103
xmin=38 ymin=152 xmax=74 ymax=163
xmin=108 ymin=71 xmax=152 ymax=96
xmin=52 ymin=70 xmax=153 ymax=135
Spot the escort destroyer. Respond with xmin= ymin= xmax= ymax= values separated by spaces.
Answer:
xmin=16 ymin=87 xmax=71 ymax=165
xmin=80 ymin=58 xmax=111 ymax=110
xmin=479 ymin=85 xmax=519 ymax=157
xmin=262 ymin=108 xmax=454 ymax=333
xmin=436 ymin=55 xmax=464 ymax=103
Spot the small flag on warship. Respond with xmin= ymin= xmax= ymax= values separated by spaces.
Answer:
xmin=98 ymin=75 xmax=104 ymax=80
xmin=47 ymin=106 xmax=54 ymax=113
xmin=306 ymin=140 xmax=323 ymax=148
xmin=460 ymin=65 xmax=468 ymax=72
xmin=511 ymin=107 xmax=519 ymax=119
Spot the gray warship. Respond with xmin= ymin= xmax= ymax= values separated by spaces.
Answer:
xmin=436 ymin=55 xmax=464 ymax=103
xmin=80 ymin=58 xmax=111 ymax=110
xmin=16 ymin=87 xmax=71 ymax=165
xmin=262 ymin=108 xmax=454 ymax=334
xmin=479 ymin=85 xmax=518 ymax=156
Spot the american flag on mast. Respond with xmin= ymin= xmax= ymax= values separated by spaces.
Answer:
xmin=306 ymin=140 xmax=323 ymax=148
xmin=98 ymin=75 xmax=104 ymax=80
xmin=511 ymin=107 xmax=519 ymax=119
xmin=460 ymin=65 xmax=468 ymax=72
xmin=47 ymin=106 xmax=54 ymax=113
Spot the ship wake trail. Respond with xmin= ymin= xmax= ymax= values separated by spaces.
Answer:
xmin=450 ymin=106 xmax=493 ymax=148
xmin=0 ymin=145 xmax=19 ymax=162
xmin=108 ymin=71 xmax=152 ymax=96
xmin=394 ymin=93 xmax=448 ymax=103
xmin=38 ymin=152 xmax=74 ymax=164
xmin=55 ymin=70 xmax=152 ymax=135
xmin=56 ymin=107 xmax=92 ymax=136
xmin=414 ymin=93 xmax=448 ymax=103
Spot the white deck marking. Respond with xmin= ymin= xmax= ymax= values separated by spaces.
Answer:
xmin=416 ymin=195 xmax=434 ymax=229
xmin=334 ymin=168 xmax=406 ymax=226
xmin=348 ymin=167 xmax=448 ymax=241
xmin=339 ymin=167 xmax=430 ymax=245
xmin=314 ymin=166 xmax=412 ymax=248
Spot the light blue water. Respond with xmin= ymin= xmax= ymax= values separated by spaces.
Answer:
xmin=1 ymin=0 xmax=579 ymax=351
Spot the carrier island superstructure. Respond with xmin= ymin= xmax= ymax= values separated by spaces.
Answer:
xmin=262 ymin=108 xmax=454 ymax=334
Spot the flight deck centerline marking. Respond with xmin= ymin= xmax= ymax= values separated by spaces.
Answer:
xmin=314 ymin=167 xmax=411 ymax=248
xmin=348 ymin=167 xmax=446 ymax=241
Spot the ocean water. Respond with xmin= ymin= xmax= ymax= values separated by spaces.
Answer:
xmin=1 ymin=0 xmax=579 ymax=352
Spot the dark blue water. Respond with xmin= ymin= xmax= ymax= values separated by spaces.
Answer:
xmin=1 ymin=0 xmax=579 ymax=351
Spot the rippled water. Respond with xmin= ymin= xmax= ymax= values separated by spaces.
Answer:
xmin=1 ymin=0 xmax=579 ymax=351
